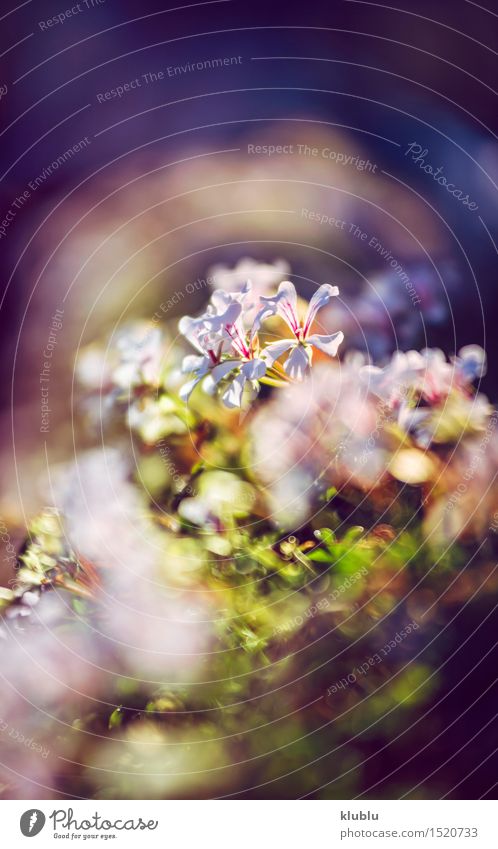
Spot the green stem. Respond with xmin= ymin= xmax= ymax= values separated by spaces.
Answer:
xmin=260 ymin=376 xmax=288 ymax=388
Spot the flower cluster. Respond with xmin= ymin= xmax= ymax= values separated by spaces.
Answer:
xmin=76 ymin=322 xmax=191 ymax=444
xmin=77 ymin=322 xmax=166 ymax=393
xmin=360 ymin=345 xmax=490 ymax=447
xmin=250 ymin=343 xmax=493 ymax=531
xmin=178 ymin=280 xmax=344 ymax=407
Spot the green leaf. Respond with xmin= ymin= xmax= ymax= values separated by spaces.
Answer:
xmin=108 ymin=707 xmax=123 ymax=730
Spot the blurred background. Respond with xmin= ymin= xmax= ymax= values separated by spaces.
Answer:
xmin=0 ymin=0 xmax=497 ymax=799
xmin=2 ymin=0 xmax=497 ymax=508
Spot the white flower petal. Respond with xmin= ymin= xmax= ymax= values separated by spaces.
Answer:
xmin=201 ymin=360 xmax=241 ymax=395
xmin=307 ymin=331 xmax=344 ymax=358
xmin=178 ymin=315 xmax=207 ymax=354
xmin=236 ymin=280 xmax=252 ymax=300
xmin=178 ymin=314 xmax=196 ymax=335
xmin=210 ymin=359 xmax=241 ymax=384
xmin=181 ymin=354 xmax=208 ymax=375
xmin=241 ymin=358 xmax=267 ymax=380
xmin=260 ymin=280 xmax=299 ymax=334
xmin=179 ymin=375 xmax=202 ymax=402
xmin=210 ymin=289 xmax=234 ymax=312
xmin=283 ymin=344 xmax=312 ymax=380
xmin=303 ymin=284 xmax=339 ymax=334
xmin=421 ymin=347 xmax=446 ymax=364
xmin=275 ymin=280 xmax=300 ymax=333
xmin=252 ymin=301 xmax=276 ymax=333
xmin=113 ymin=362 xmax=139 ymax=389
xmin=360 ymin=364 xmax=383 ymax=380
xmin=222 ymin=374 xmax=246 ymax=408
xmin=205 ymin=301 xmax=242 ymax=332
xmin=178 ymin=497 xmax=210 ymax=526
xmin=276 ymin=280 xmax=298 ymax=309
xmin=261 ymin=338 xmax=295 ymax=366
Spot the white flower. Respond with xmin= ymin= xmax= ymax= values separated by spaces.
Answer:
xmin=177 ymin=305 xmax=237 ymax=402
xmin=178 ymin=278 xmax=344 ymax=404
xmin=76 ymin=346 xmax=112 ymax=390
xmin=360 ymin=350 xmax=423 ymax=408
xmin=208 ymin=257 xmax=290 ymax=299
xmin=177 ymin=351 xmax=219 ymax=403
xmin=211 ymin=358 xmax=267 ymax=408
xmin=113 ymin=324 xmax=164 ymax=389
xmin=361 ymin=345 xmax=487 ymax=410
xmin=259 ymin=281 xmax=344 ymax=379
xmin=361 ymin=345 xmax=490 ymax=447
xmin=178 ymin=288 xmax=267 ymax=406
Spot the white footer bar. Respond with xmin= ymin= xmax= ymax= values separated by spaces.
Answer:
xmin=3 ymin=799 xmax=496 ymax=848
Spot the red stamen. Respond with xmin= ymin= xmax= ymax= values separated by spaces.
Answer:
xmin=225 ymin=323 xmax=250 ymax=358
xmin=279 ymin=300 xmax=299 ymax=335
